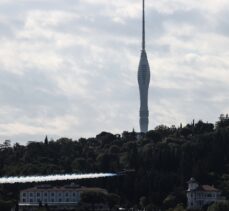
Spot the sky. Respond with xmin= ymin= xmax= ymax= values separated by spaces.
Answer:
xmin=0 ymin=0 xmax=229 ymax=144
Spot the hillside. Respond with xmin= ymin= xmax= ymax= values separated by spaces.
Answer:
xmin=0 ymin=115 xmax=229 ymax=210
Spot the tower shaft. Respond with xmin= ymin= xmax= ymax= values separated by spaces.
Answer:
xmin=138 ymin=0 xmax=150 ymax=133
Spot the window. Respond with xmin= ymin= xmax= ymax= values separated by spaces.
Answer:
xmin=37 ymin=192 xmax=40 ymax=197
xmin=30 ymin=199 xmax=33 ymax=203
xmin=29 ymin=192 xmax=33 ymax=197
xmin=23 ymin=199 xmax=26 ymax=202
xmin=51 ymin=193 xmax=55 ymax=197
xmin=23 ymin=193 xmax=26 ymax=197
xmin=65 ymin=192 xmax=69 ymax=197
xmin=44 ymin=192 xmax=47 ymax=197
xmin=59 ymin=198 xmax=62 ymax=202
xmin=72 ymin=192 xmax=75 ymax=197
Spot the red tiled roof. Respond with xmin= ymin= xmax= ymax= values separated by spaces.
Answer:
xmin=201 ymin=185 xmax=220 ymax=192
xmin=192 ymin=185 xmax=220 ymax=192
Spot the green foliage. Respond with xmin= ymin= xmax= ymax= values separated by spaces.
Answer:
xmin=139 ymin=196 xmax=147 ymax=208
xmin=207 ymin=201 xmax=229 ymax=211
xmin=0 ymin=200 xmax=12 ymax=211
xmin=107 ymin=193 xmax=120 ymax=209
xmin=81 ymin=191 xmax=106 ymax=204
xmin=166 ymin=203 xmax=186 ymax=211
xmin=0 ymin=118 xmax=229 ymax=209
xmin=146 ymin=130 xmax=162 ymax=142
xmin=163 ymin=194 xmax=177 ymax=209
xmin=109 ymin=145 xmax=120 ymax=154
xmin=154 ymin=125 xmax=171 ymax=139
xmin=216 ymin=114 xmax=229 ymax=129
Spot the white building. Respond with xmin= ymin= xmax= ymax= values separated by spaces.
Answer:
xmin=187 ymin=177 xmax=224 ymax=210
xmin=19 ymin=184 xmax=108 ymax=211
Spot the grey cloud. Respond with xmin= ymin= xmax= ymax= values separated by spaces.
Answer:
xmin=0 ymin=23 xmax=14 ymax=37
xmin=0 ymin=70 xmax=69 ymax=118
xmin=214 ymin=9 xmax=229 ymax=36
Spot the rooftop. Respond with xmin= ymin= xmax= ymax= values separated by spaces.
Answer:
xmin=187 ymin=177 xmax=221 ymax=192
xmin=21 ymin=185 xmax=107 ymax=193
xmin=200 ymin=185 xmax=220 ymax=192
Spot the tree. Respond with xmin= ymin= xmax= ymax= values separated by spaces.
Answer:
xmin=44 ymin=136 xmax=48 ymax=145
xmin=163 ymin=194 xmax=176 ymax=209
xmin=179 ymin=127 xmax=192 ymax=138
xmin=154 ymin=125 xmax=171 ymax=139
xmin=71 ymin=157 xmax=88 ymax=172
xmin=216 ymin=114 xmax=229 ymax=129
xmin=207 ymin=201 xmax=229 ymax=211
xmin=96 ymin=132 xmax=116 ymax=146
xmin=194 ymin=120 xmax=214 ymax=134
xmin=139 ymin=196 xmax=147 ymax=209
xmin=146 ymin=130 xmax=162 ymax=142
xmin=1 ymin=117 xmax=229 ymax=210
xmin=0 ymin=140 xmax=11 ymax=149
xmin=107 ymin=193 xmax=120 ymax=211
xmin=173 ymin=203 xmax=186 ymax=211
xmin=81 ymin=191 xmax=107 ymax=211
xmin=109 ymin=145 xmax=120 ymax=154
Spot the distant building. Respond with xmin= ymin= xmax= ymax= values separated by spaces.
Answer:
xmin=187 ymin=177 xmax=225 ymax=210
xmin=19 ymin=184 xmax=108 ymax=211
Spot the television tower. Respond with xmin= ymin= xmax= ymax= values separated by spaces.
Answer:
xmin=138 ymin=0 xmax=151 ymax=133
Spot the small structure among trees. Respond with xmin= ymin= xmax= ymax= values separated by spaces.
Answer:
xmin=187 ymin=178 xmax=225 ymax=210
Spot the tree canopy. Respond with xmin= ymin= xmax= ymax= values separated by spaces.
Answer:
xmin=0 ymin=115 xmax=229 ymax=210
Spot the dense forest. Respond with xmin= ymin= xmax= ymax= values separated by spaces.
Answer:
xmin=0 ymin=114 xmax=229 ymax=211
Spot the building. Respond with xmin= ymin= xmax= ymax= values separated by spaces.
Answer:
xmin=187 ymin=177 xmax=225 ymax=210
xmin=19 ymin=184 xmax=108 ymax=211
xmin=138 ymin=0 xmax=151 ymax=133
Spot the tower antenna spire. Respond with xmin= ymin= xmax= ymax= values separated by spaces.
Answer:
xmin=142 ymin=0 xmax=145 ymax=50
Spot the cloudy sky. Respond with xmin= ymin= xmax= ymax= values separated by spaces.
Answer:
xmin=0 ymin=0 xmax=228 ymax=144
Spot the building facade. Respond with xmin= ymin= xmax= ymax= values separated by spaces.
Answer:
xmin=19 ymin=184 xmax=108 ymax=211
xmin=138 ymin=0 xmax=151 ymax=133
xmin=187 ymin=177 xmax=224 ymax=210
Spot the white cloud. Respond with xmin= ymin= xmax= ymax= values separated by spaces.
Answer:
xmin=147 ymin=0 xmax=229 ymax=14
xmin=0 ymin=0 xmax=228 ymax=143
xmin=0 ymin=115 xmax=77 ymax=136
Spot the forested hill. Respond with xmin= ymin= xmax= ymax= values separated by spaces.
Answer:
xmin=0 ymin=115 xmax=229 ymax=210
